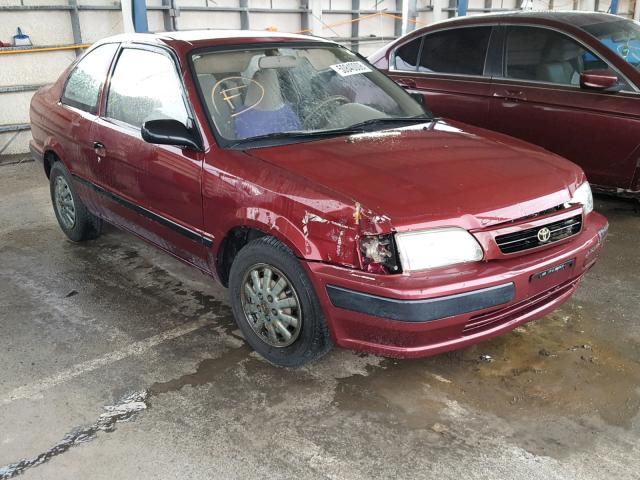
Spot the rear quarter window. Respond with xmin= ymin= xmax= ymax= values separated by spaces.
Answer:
xmin=61 ymin=43 xmax=119 ymax=114
xmin=394 ymin=37 xmax=421 ymax=71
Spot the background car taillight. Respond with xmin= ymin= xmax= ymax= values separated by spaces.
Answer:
xmin=360 ymin=234 xmax=401 ymax=274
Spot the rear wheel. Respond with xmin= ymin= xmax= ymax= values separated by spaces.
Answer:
xmin=50 ymin=161 xmax=102 ymax=242
xmin=229 ymin=236 xmax=332 ymax=367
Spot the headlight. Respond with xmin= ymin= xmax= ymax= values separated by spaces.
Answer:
xmin=360 ymin=234 xmax=400 ymax=274
xmin=569 ymin=182 xmax=593 ymax=214
xmin=395 ymin=227 xmax=484 ymax=272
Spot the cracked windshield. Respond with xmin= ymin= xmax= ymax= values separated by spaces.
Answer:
xmin=192 ymin=45 xmax=426 ymax=144
xmin=582 ymin=18 xmax=640 ymax=69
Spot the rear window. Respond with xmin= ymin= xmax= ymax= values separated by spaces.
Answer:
xmin=418 ymin=27 xmax=492 ymax=76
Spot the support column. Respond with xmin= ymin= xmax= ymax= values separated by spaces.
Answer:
xmin=401 ymin=0 xmax=417 ymax=35
xmin=120 ymin=0 xmax=148 ymax=33
xmin=457 ymin=0 xmax=468 ymax=16
xmin=393 ymin=0 xmax=402 ymax=37
xmin=352 ymin=0 xmax=360 ymax=52
xmin=609 ymin=0 xmax=619 ymax=13
xmin=121 ymin=0 xmax=135 ymax=33
xmin=635 ymin=0 xmax=640 ymax=20
xmin=310 ymin=0 xmax=323 ymax=36
xmin=68 ymin=0 xmax=82 ymax=56
xmin=447 ymin=0 xmax=456 ymax=18
xmin=301 ymin=0 xmax=310 ymax=34
xmin=161 ymin=0 xmax=174 ymax=31
xmin=239 ymin=0 xmax=250 ymax=30
xmin=432 ymin=0 xmax=445 ymax=22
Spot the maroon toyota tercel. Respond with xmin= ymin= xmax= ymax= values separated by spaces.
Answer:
xmin=369 ymin=12 xmax=640 ymax=199
xmin=30 ymin=31 xmax=608 ymax=366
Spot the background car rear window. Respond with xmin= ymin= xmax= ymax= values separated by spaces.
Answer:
xmin=504 ymin=26 xmax=609 ymax=85
xmin=418 ymin=27 xmax=491 ymax=75
xmin=61 ymin=43 xmax=118 ymax=114
xmin=106 ymin=48 xmax=189 ymax=128
xmin=394 ymin=37 xmax=421 ymax=70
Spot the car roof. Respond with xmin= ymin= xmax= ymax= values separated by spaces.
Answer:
xmin=96 ymin=30 xmax=332 ymax=52
xmin=429 ymin=10 xmax=625 ymax=28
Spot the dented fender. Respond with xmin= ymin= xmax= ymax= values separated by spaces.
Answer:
xmin=202 ymin=150 xmax=395 ymax=270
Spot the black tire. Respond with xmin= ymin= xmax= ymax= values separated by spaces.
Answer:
xmin=229 ymin=236 xmax=332 ymax=367
xmin=50 ymin=161 xmax=102 ymax=242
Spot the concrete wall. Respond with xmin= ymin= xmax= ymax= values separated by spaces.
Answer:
xmin=0 ymin=0 xmax=635 ymax=155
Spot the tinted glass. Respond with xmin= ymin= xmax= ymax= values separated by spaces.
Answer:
xmin=505 ymin=26 xmax=610 ymax=85
xmin=192 ymin=45 xmax=425 ymax=143
xmin=582 ymin=19 xmax=640 ymax=71
xmin=418 ymin=27 xmax=491 ymax=75
xmin=106 ymin=48 xmax=189 ymax=128
xmin=62 ymin=43 xmax=118 ymax=113
xmin=394 ymin=37 xmax=421 ymax=70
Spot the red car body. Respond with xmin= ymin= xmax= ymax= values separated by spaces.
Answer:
xmin=370 ymin=12 xmax=640 ymax=199
xmin=30 ymin=31 xmax=608 ymax=360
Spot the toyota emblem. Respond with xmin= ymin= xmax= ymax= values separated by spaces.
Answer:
xmin=537 ymin=227 xmax=552 ymax=243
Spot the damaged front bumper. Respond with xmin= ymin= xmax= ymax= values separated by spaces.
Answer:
xmin=303 ymin=212 xmax=609 ymax=358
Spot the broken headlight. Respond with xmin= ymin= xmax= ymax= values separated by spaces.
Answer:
xmin=568 ymin=182 xmax=593 ymax=214
xmin=360 ymin=234 xmax=401 ymax=274
xmin=395 ymin=227 xmax=484 ymax=272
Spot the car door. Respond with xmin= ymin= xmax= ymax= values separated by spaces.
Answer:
xmin=387 ymin=25 xmax=496 ymax=126
xmin=92 ymin=44 xmax=210 ymax=271
xmin=488 ymin=25 xmax=640 ymax=190
xmin=57 ymin=43 xmax=119 ymax=212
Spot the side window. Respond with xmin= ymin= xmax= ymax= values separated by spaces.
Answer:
xmin=106 ymin=48 xmax=189 ymax=128
xmin=418 ymin=27 xmax=492 ymax=76
xmin=394 ymin=37 xmax=421 ymax=71
xmin=504 ymin=26 xmax=612 ymax=86
xmin=61 ymin=43 xmax=118 ymax=114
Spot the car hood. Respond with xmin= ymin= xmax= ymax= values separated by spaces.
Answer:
xmin=243 ymin=120 xmax=585 ymax=231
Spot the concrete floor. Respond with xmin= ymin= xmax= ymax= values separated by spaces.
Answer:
xmin=1 ymin=162 xmax=639 ymax=480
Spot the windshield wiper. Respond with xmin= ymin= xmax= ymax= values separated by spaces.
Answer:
xmin=227 ymin=128 xmax=363 ymax=148
xmin=346 ymin=115 xmax=433 ymax=130
xmin=227 ymin=116 xmax=434 ymax=148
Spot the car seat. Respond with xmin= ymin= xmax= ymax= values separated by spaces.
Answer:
xmin=537 ymin=40 xmax=584 ymax=85
xmin=234 ymin=69 xmax=301 ymax=139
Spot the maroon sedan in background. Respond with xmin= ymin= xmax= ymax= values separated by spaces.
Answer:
xmin=30 ymin=31 xmax=608 ymax=367
xmin=370 ymin=12 xmax=640 ymax=199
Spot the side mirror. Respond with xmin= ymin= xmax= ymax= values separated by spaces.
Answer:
xmin=580 ymin=70 xmax=623 ymax=92
xmin=141 ymin=119 xmax=201 ymax=150
xmin=409 ymin=92 xmax=433 ymax=117
xmin=410 ymin=92 xmax=424 ymax=105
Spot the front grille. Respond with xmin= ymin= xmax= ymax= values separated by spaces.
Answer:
xmin=495 ymin=214 xmax=582 ymax=254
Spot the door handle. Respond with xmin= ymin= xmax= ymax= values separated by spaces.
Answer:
xmin=396 ymin=78 xmax=416 ymax=89
xmin=93 ymin=141 xmax=106 ymax=161
xmin=494 ymin=89 xmax=527 ymax=102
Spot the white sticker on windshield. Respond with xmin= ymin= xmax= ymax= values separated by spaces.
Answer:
xmin=330 ymin=61 xmax=372 ymax=77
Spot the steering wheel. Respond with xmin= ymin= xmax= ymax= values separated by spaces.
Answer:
xmin=304 ymin=95 xmax=350 ymax=129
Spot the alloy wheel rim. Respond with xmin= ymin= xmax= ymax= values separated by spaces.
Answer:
xmin=240 ymin=263 xmax=302 ymax=348
xmin=54 ymin=176 xmax=76 ymax=230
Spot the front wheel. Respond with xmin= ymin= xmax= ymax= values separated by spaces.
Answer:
xmin=228 ymin=236 xmax=332 ymax=367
